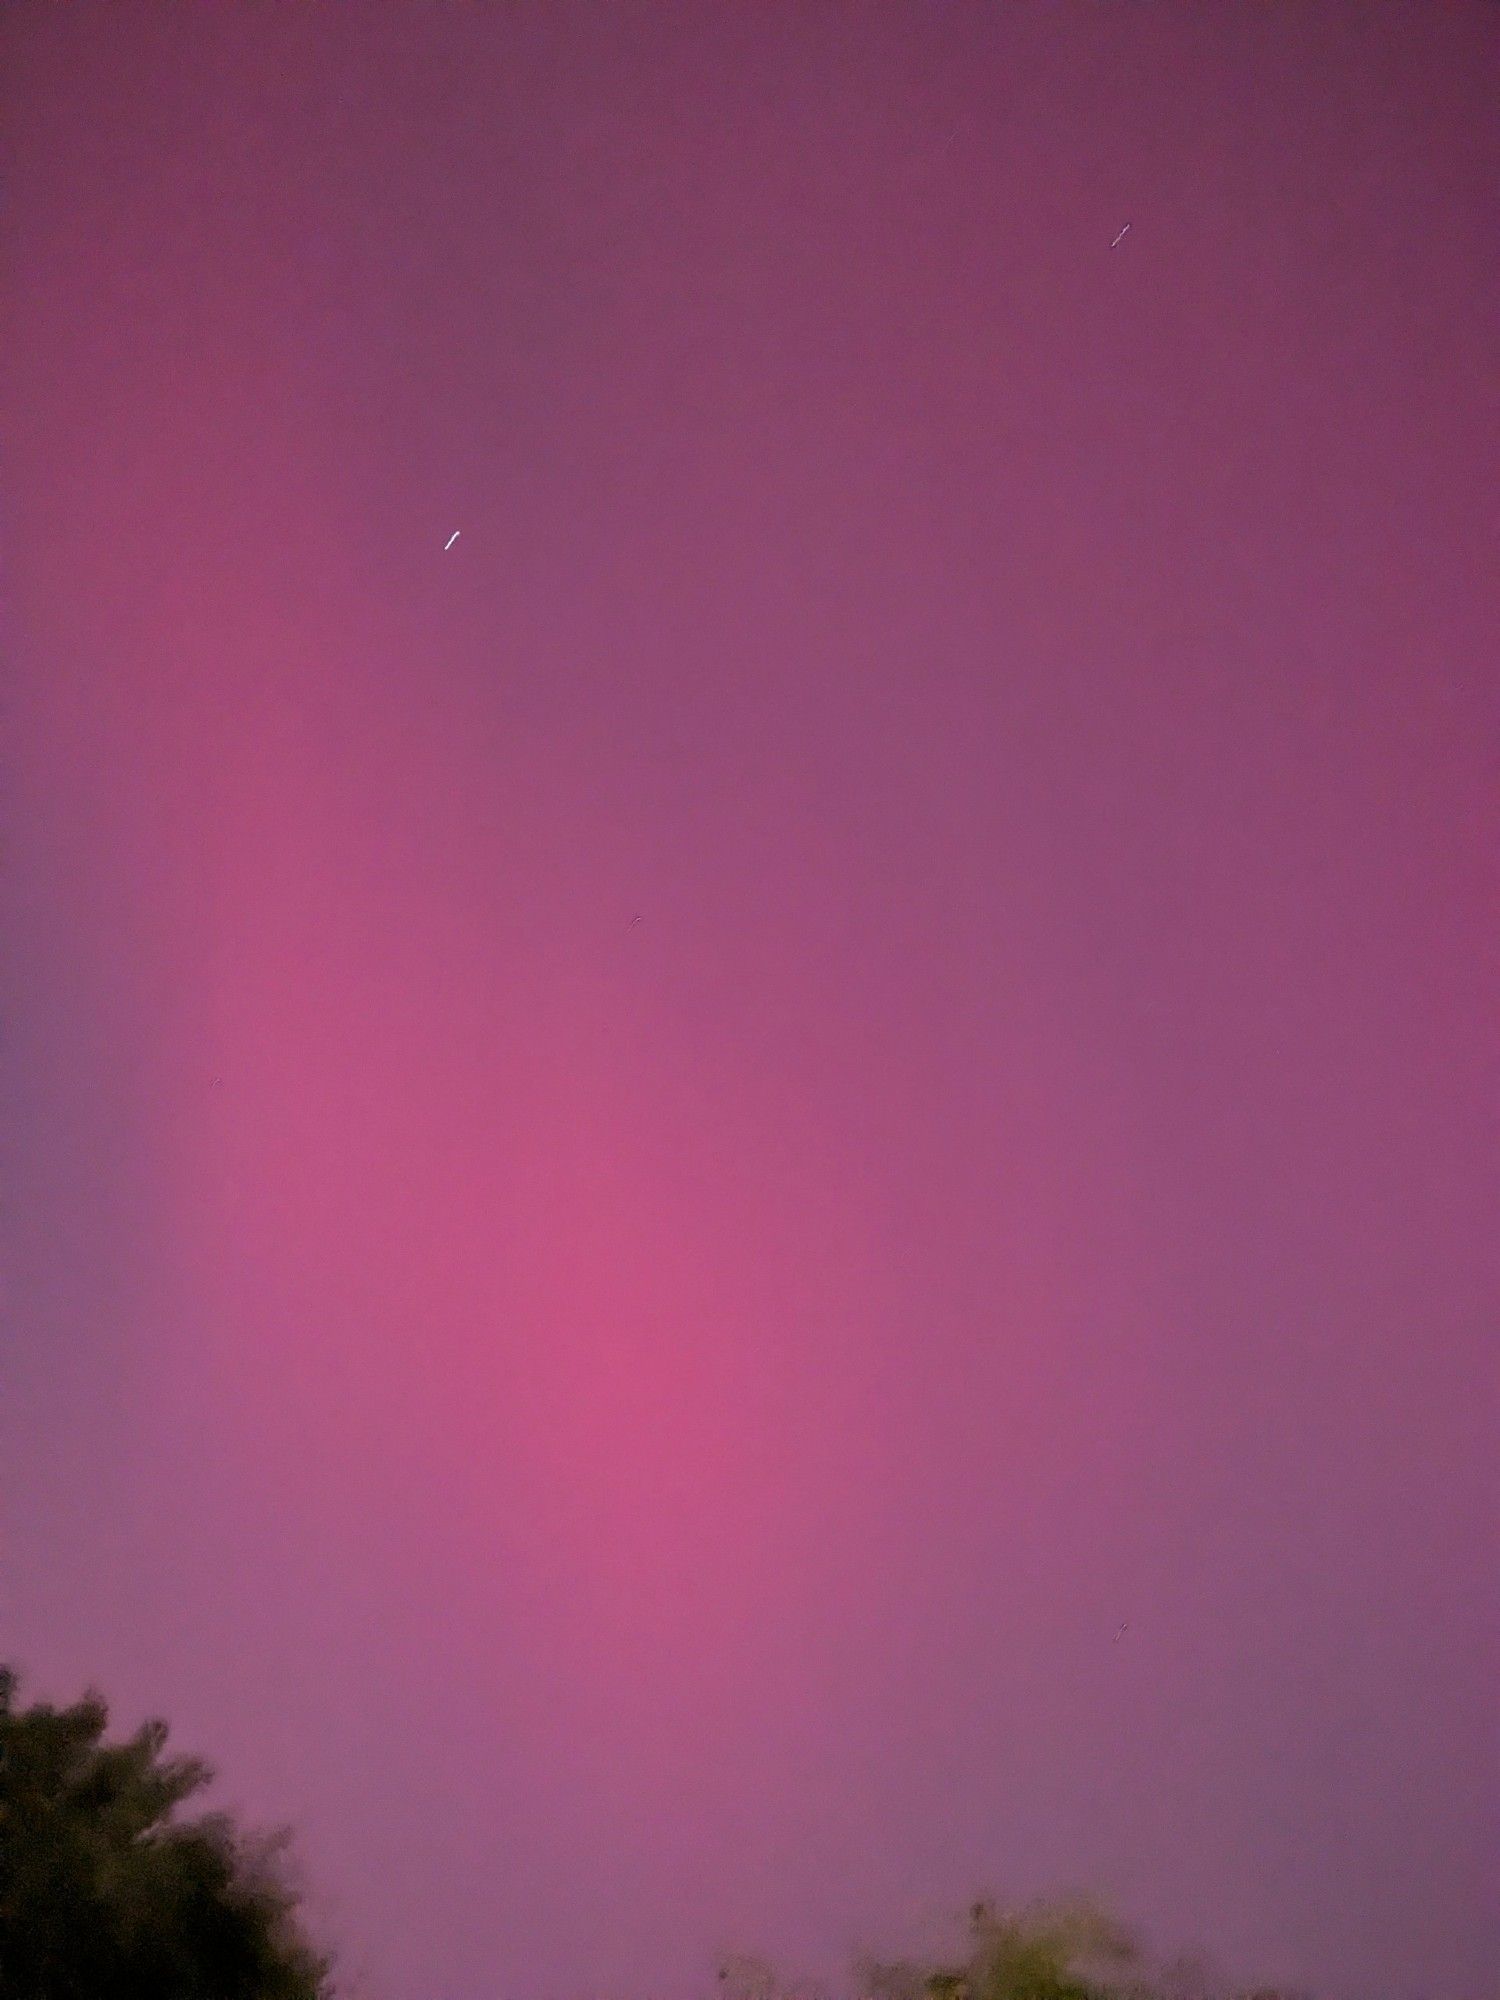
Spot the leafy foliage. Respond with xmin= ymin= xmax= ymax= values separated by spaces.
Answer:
xmin=0 ymin=1665 xmax=332 ymax=2000
xmin=854 ymin=1895 xmax=1145 ymax=2000
xmin=722 ymin=1895 xmax=1314 ymax=2000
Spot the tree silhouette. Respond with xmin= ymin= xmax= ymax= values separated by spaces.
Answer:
xmin=725 ymin=1895 xmax=1316 ymax=2000
xmin=0 ymin=1665 xmax=332 ymax=1999
xmin=854 ymin=1894 xmax=1146 ymax=2000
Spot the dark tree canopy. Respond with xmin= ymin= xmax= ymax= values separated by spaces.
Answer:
xmin=0 ymin=1666 xmax=332 ymax=2000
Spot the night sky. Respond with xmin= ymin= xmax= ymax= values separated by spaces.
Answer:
xmin=3 ymin=7 xmax=1496 ymax=2000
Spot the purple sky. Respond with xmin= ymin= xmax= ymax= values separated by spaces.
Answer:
xmin=4 ymin=7 xmax=1497 ymax=2000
